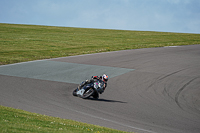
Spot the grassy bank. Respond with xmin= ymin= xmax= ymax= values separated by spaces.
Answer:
xmin=0 ymin=23 xmax=200 ymax=65
xmin=0 ymin=106 xmax=128 ymax=133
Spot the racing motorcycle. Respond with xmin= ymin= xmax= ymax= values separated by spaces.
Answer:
xmin=73 ymin=79 xmax=105 ymax=99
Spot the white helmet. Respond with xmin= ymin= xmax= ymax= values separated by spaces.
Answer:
xmin=102 ymin=74 xmax=108 ymax=82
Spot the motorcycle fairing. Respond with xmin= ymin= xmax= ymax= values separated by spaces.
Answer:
xmin=77 ymin=84 xmax=92 ymax=97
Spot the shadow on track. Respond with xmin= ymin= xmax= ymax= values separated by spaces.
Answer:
xmin=86 ymin=98 xmax=127 ymax=103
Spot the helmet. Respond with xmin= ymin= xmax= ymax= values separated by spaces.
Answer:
xmin=102 ymin=74 xmax=108 ymax=82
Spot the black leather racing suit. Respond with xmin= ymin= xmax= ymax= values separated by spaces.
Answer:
xmin=78 ymin=76 xmax=107 ymax=94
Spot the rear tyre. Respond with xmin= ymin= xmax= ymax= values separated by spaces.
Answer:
xmin=92 ymin=92 xmax=99 ymax=99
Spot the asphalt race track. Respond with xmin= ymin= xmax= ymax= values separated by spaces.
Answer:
xmin=1 ymin=45 xmax=200 ymax=133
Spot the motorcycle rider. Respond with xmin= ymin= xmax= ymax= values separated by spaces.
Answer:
xmin=78 ymin=74 xmax=109 ymax=94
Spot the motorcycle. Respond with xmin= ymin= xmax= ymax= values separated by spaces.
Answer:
xmin=73 ymin=79 xmax=105 ymax=99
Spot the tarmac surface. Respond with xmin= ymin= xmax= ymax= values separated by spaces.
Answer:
xmin=1 ymin=45 xmax=200 ymax=133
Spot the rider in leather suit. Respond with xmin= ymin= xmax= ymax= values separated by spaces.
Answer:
xmin=78 ymin=74 xmax=108 ymax=94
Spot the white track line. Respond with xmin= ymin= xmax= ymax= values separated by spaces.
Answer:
xmin=71 ymin=108 xmax=157 ymax=133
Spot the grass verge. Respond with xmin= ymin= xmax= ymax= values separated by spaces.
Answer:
xmin=0 ymin=106 xmax=129 ymax=133
xmin=1 ymin=23 xmax=200 ymax=65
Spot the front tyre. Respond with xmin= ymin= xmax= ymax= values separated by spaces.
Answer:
xmin=73 ymin=88 xmax=78 ymax=96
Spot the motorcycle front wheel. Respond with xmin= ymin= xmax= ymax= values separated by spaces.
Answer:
xmin=72 ymin=88 xmax=78 ymax=96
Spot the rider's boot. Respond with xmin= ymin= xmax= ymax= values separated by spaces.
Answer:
xmin=78 ymin=79 xmax=90 ymax=90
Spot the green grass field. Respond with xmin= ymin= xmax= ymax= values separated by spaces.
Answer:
xmin=1 ymin=23 xmax=200 ymax=65
xmin=0 ymin=23 xmax=200 ymax=132
xmin=0 ymin=106 xmax=127 ymax=133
